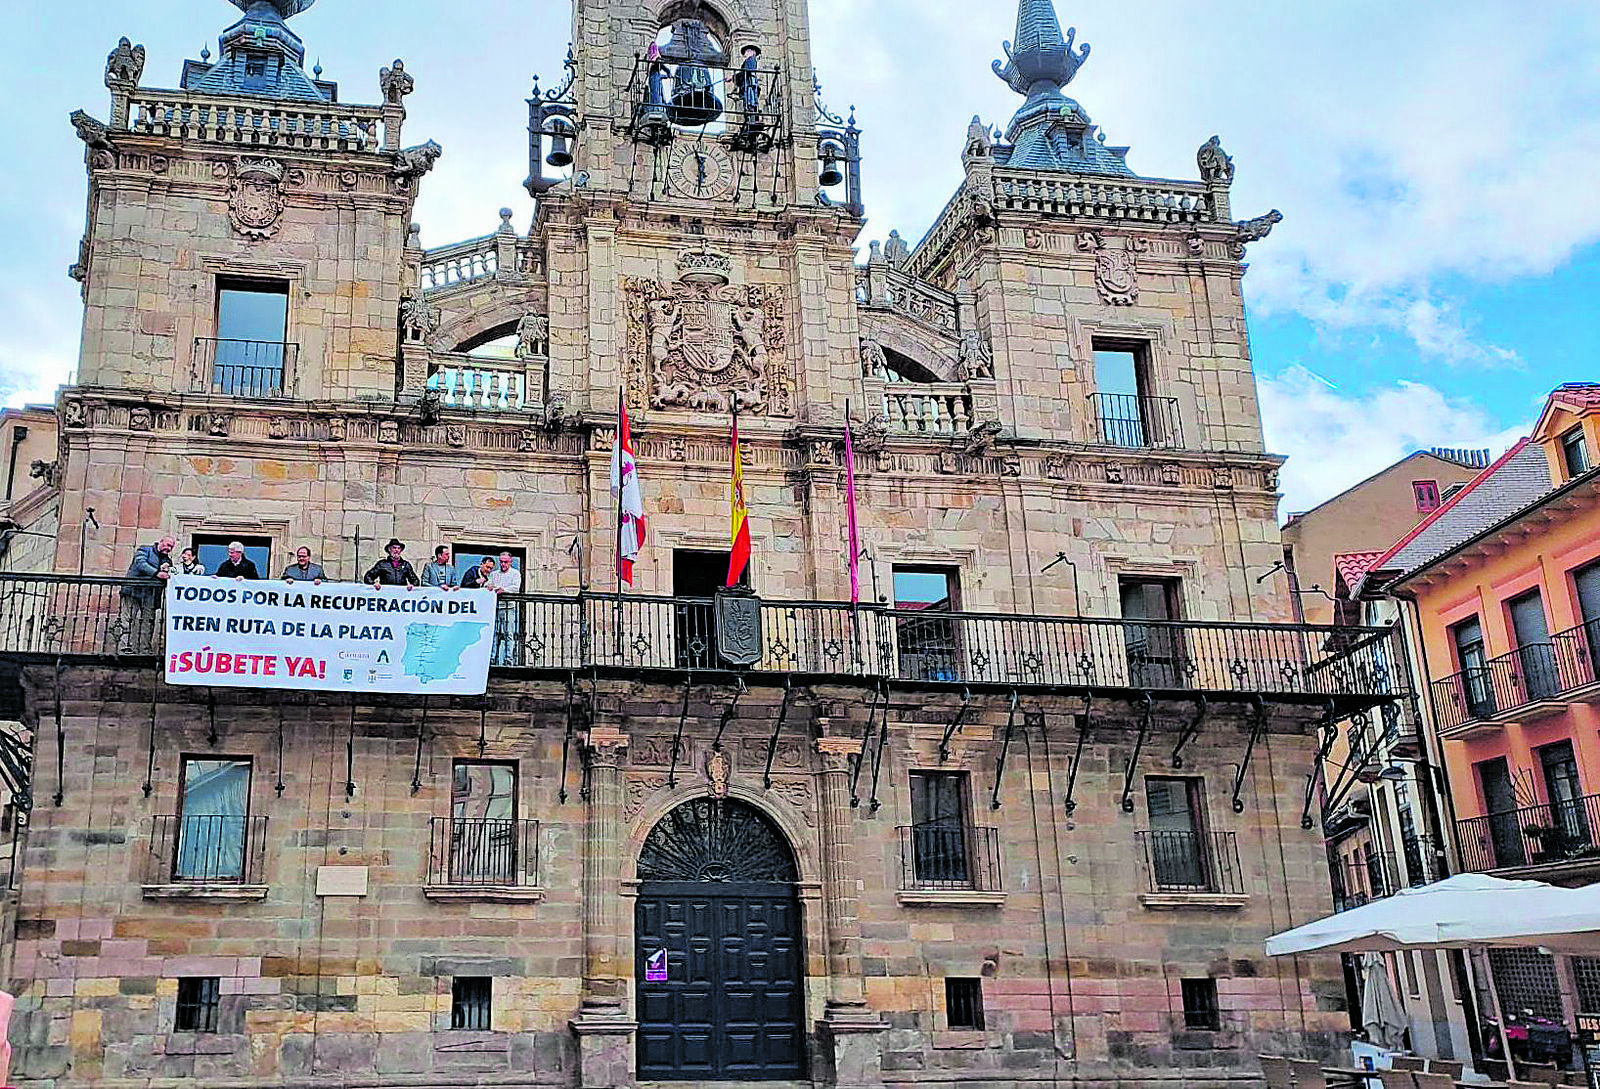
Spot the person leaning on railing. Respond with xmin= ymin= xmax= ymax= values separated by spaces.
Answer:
xmin=420 ymin=545 xmax=459 ymax=590
xmin=364 ymin=538 xmax=419 ymax=588
xmin=119 ymin=535 xmax=174 ymax=653
xmin=279 ymin=546 xmax=326 ymax=584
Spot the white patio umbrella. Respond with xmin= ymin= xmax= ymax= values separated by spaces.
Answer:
xmin=1359 ymin=954 xmax=1408 ymax=1050
xmin=1265 ymin=873 xmax=1600 ymax=956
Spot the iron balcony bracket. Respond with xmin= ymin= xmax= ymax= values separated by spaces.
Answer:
xmin=938 ymin=687 xmax=973 ymax=763
xmin=558 ymin=672 xmax=576 ymax=804
xmin=762 ymin=676 xmax=795 ymax=789
xmin=411 ymin=697 xmax=429 ymax=796
xmin=207 ymin=689 xmax=219 ymax=748
xmin=1119 ymin=692 xmax=1155 ymax=813
xmin=345 ymin=697 xmax=358 ymax=801
xmin=1063 ymin=695 xmax=1092 ymax=815
xmin=850 ymin=679 xmax=887 ymax=808
xmin=711 ymin=676 xmax=747 ymax=753
xmin=867 ymin=688 xmax=892 ymax=812
xmin=1170 ymin=695 xmax=1208 ymax=769
xmin=59 ymin=658 xmax=71 ymax=805
xmin=1299 ymin=700 xmax=1338 ymax=830
xmin=1230 ymin=696 xmax=1269 ymax=814
xmin=477 ymin=703 xmax=488 ymax=756
xmin=989 ymin=689 xmax=1020 ymax=811
xmin=667 ymin=672 xmax=693 ymax=789
xmin=275 ymin=703 xmax=286 ymax=798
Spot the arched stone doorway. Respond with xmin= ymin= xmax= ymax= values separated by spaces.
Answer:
xmin=635 ymin=797 xmax=806 ymax=1081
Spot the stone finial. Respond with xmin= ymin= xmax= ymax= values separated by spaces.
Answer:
xmin=1197 ymin=135 xmax=1235 ymax=187
xmin=380 ymin=59 xmax=415 ymax=106
xmin=993 ymin=0 xmax=1090 ymax=97
xmin=497 ymin=208 xmax=516 ymax=234
xmin=105 ymin=38 xmax=146 ymax=87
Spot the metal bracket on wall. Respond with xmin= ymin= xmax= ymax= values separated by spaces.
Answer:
xmin=938 ymin=687 xmax=973 ymax=763
xmin=58 ymin=658 xmax=70 ymax=805
xmin=1063 ymin=695 xmax=1092 ymax=815
xmin=667 ymin=672 xmax=693 ymax=789
xmin=849 ymin=679 xmax=887 ymax=808
xmin=762 ymin=676 xmax=794 ymax=789
xmin=1299 ymin=700 xmax=1338 ymax=830
xmin=989 ymin=689 xmax=1020 ymax=811
xmin=1230 ymin=696 xmax=1269 ymax=814
xmin=275 ymin=703 xmax=286 ymax=797
xmin=345 ymin=698 xmax=358 ymax=800
xmin=1169 ymin=695 xmax=1208 ymax=768
xmin=1119 ymin=692 xmax=1155 ymax=813
xmin=558 ymin=672 xmax=576 ymax=803
xmin=711 ymin=676 xmax=746 ymax=753
xmin=207 ymin=689 xmax=219 ymax=748
xmin=867 ymin=689 xmax=892 ymax=812
xmin=411 ymin=698 xmax=429 ymax=796
xmin=477 ymin=703 xmax=488 ymax=756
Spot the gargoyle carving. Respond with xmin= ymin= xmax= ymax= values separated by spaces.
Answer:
xmin=391 ymin=140 xmax=442 ymax=183
xmin=70 ymin=111 xmax=113 ymax=150
xmin=960 ymin=419 xmax=1003 ymax=458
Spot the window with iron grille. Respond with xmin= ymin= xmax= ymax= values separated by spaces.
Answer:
xmin=909 ymin=772 xmax=971 ymax=886
xmin=174 ymin=976 xmax=220 ymax=1033
xmin=1487 ymin=949 xmax=1563 ymax=1021
xmin=1180 ymin=977 xmax=1219 ymax=1031
xmin=944 ymin=977 xmax=984 ymax=1031
xmin=1573 ymin=957 xmax=1600 ymax=1013
xmin=452 ymin=977 xmax=492 ymax=1030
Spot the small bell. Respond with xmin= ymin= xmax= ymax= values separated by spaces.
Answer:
xmin=545 ymin=117 xmax=574 ymax=168
xmin=819 ymin=141 xmax=844 ymax=188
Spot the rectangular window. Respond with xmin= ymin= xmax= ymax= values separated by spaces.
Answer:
xmin=1119 ymin=577 xmax=1185 ymax=688
xmin=1180 ymin=978 xmax=1220 ymax=1031
xmin=909 ymin=771 xmax=971 ymax=887
xmin=452 ymin=977 xmax=492 ymax=1030
xmin=176 ymin=757 xmax=251 ymax=881
xmin=1563 ymin=427 xmax=1591 ymax=478
xmin=1508 ymin=590 xmax=1557 ymax=700
xmin=1538 ymin=740 xmax=1590 ymax=855
xmin=1576 ymin=561 xmax=1600 ymax=684
xmin=894 ymin=567 xmax=960 ymax=682
xmin=944 ymin=978 xmax=985 ymax=1031
xmin=1145 ymin=777 xmax=1211 ymax=891
xmin=1450 ymin=615 xmax=1494 ymax=718
xmin=213 ymin=278 xmax=289 ymax=395
xmin=175 ymin=976 xmax=221 ymax=1033
xmin=1412 ymin=480 xmax=1441 ymax=513
xmin=1092 ymin=341 xmax=1172 ymax=447
xmin=191 ymin=533 xmax=272 ymax=581
xmin=450 ymin=762 xmax=518 ymax=883
xmin=666 ymin=548 xmax=746 ymax=669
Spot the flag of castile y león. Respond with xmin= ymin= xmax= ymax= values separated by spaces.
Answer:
xmin=610 ymin=396 xmax=647 ymax=585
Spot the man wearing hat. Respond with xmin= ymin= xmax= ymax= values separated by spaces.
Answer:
xmin=364 ymin=539 xmax=420 ymax=588
xmin=735 ymin=43 xmax=763 ymax=128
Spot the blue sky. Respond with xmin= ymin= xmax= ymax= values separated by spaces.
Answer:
xmin=2 ymin=0 xmax=1594 ymax=514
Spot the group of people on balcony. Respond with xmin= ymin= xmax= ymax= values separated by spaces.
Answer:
xmin=120 ymin=537 xmax=526 ymax=662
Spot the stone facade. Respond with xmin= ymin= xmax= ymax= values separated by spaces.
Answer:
xmin=0 ymin=0 xmax=1400 ymax=1085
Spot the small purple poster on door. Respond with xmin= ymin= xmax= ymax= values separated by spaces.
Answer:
xmin=645 ymin=948 xmax=668 ymax=983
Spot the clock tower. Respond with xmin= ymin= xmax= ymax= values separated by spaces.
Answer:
xmin=525 ymin=0 xmax=865 ymax=429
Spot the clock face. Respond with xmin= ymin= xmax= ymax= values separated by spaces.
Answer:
xmin=667 ymin=143 xmax=734 ymax=201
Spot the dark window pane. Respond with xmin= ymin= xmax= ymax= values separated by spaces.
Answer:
xmin=452 ymin=977 xmax=492 ymax=1030
xmin=175 ymin=976 xmax=220 ymax=1032
xmin=1181 ymin=978 xmax=1220 ymax=1031
xmin=1564 ymin=428 xmax=1590 ymax=477
xmin=945 ymin=978 xmax=984 ymax=1030
xmin=192 ymin=534 xmax=272 ymax=579
xmin=177 ymin=758 xmax=250 ymax=881
xmin=910 ymin=772 xmax=970 ymax=886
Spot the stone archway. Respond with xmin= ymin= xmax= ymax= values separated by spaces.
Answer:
xmin=634 ymin=796 xmax=806 ymax=1081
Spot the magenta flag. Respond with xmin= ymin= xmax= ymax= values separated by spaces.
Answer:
xmin=845 ymin=404 xmax=861 ymax=604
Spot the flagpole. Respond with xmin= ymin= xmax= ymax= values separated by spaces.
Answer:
xmin=614 ymin=386 xmax=625 ymax=660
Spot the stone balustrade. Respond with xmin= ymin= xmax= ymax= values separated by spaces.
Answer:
xmin=857 ymin=265 xmax=959 ymax=339
xmin=427 ymin=354 xmax=539 ymax=412
xmin=126 ymin=90 xmax=385 ymax=153
xmin=990 ymin=170 xmax=1216 ymax=223
xmin=881 ymin=382 xmax=973 ymax=435
xmin=420 ymin=235 xmax=498 ymax=292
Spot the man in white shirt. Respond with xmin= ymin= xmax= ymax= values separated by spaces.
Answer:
xmin=487 ymin=552 xmax=523 ymax=665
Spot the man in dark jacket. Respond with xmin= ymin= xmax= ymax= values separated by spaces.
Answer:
xmin=214 ymin=541 xmax=262 ymax=580
xmin=119 ymin=535 xmax=175 ymax=652
xmin=460 ymin=556 xmax=496 ymax=590
xmin=364 ymin=539 xmax=419 ymax=587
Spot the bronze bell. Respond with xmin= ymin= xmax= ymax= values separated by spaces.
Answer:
xmin=669 ymin=61 xmax=723 ymax=127
xmin=819 ymin=141 xmax=844 ymax=188
xmin=545 ymin=118 xmax=574 ymax=168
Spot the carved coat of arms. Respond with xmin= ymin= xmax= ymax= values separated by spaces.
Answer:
xmin=1095 ymin=246 xmax=1139 ymax=306
xmin=229 ymin=158 xmax=286 ymax=240
xmin=623 ymin=249 xmax=792 ymax=416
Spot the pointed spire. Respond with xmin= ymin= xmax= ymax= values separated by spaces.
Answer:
xmin=1014 ymin=0 xmax=1065 ymax=54
xmin=993 ymin=0 xmax=1090 ymax=101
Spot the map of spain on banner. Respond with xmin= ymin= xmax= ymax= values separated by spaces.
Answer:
xmin=163 ymin=576 xmax=495 ymax=695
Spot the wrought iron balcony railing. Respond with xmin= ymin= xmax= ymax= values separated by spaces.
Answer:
xmin=1137 ymin=830 xmax=1243 ymax=895
xmin=1455 ymin=792 xmax=1600 ymax=874
xmin=1090 ymin=392 xmax=1183 ymax=450
xmin=897 ymin=823 xmax=1002 ymax=893
xmin=146 ymin=814 xmax=268 ymax=885
xmin=1430 ymin=618 xmax=1600 ymax=733
xmin=427 ymin=817 xmax=539 ymax=888
xmin=1330 ymin=850 xmax=1403 ymax=912
xmin=0 ymin=576 xmax=1410 ymax=706
xmin=193 ymin=338 xmax=298 ymax=398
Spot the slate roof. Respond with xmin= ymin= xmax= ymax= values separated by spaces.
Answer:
xmin=1015 ymin=0 xmax=1065 ymax=53
xmin=1368 ymin=439 xmax=1554 ymax=586
xmin=181 ymin=0 xmax=329 ymax=103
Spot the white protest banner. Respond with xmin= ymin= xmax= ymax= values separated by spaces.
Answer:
xmin=163 ymin=576 xmax=495 ymax=695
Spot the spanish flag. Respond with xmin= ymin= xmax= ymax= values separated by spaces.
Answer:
xmin=726 ymin=411 xmax=751 ymax=587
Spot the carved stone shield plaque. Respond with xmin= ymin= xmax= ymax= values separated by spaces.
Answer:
xmin=715 ymin=589 xmax=762 ymax=667
xmin=229 ymin=158 xmax=286 ymax=241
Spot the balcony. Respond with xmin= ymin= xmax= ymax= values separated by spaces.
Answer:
xmin=1136 ymin=830 xmax=1247 ymax=908
xmin=193 ymin=337 xmax=297 ymax=398
xmin=427 ymin=353 xmax=541 ymax=413
xmin=425 ymin=817 xmax=541 ymax=901
xmin=1090 ymin=392 xmax=1183 ymax=450
xmin=896 ymin=823 xmax=1003 ymax=907
xmin=1331 ymin=851 xmax=1405 ymax=912
xmin=0 ymin=576 xmax=1409 ymax=710
xmin=1430 ymin=619 xmax=1600 ymax=737
xmin=143 ymin=814 xmax=268 ymax=900
xmin=1456 ymin=793 xmax=1600 ymax=875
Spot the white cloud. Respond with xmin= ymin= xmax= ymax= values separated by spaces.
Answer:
xmin=1260 ymin=366 xmax=1529 ymax=517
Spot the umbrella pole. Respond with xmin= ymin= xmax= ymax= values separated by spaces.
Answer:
xmin=1477 ymin=948 xmax=1516 ymax=1077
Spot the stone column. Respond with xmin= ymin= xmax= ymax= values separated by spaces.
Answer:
xmin=571 ymin=725 xmax=636 ymax=1088
xmin=815 ymin=732 xmax=885 ymax=1087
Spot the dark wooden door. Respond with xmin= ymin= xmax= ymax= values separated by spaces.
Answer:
xmin=635 ymin=798 xmax=804 ymax=1082
xmin=636 ymin=883 xmax=804 ymax=1080
xmin=1508 ymin=590 xmax=1557 ymax=700
xmin=1479 ymin=757 xmax=1526 ymax=868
